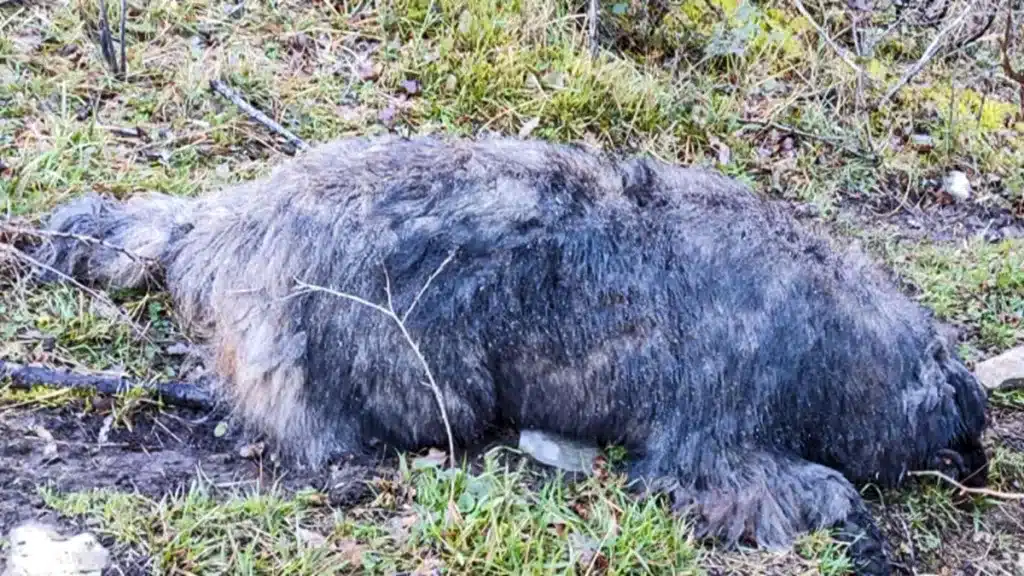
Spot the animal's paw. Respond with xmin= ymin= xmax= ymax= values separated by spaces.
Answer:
xmin=835 ymin=506 xmax=891 ymax=576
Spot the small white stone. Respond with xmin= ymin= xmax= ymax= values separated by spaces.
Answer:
xmin=943 ymin=171 xmax=971 ymax=202
xmin=4 ymin=522 xmax=110 ymax=576
xmin=518 ymin=429 xmax=599 ymax=474
xmin=975 ymin=346 xmax=1024 ymax=392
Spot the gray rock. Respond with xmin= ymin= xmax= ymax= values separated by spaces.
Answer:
xmin=975 ymin=346 xmax=1024 ymax=392
xmin=518 ymin=429 xmax=599 ymax=474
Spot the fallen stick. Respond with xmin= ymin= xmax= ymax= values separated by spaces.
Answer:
xmin=908 ymin=469 xmax=1024 ymax=501
xmin=0 ymin=360 xmax=215 ymax=411
xmin=209 ymin=78 xmax=309 ymax=152
xmin=738 ymin=118 xmax=879 ymax=162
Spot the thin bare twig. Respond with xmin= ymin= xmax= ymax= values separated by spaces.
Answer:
xmin=587 ymin=0 xmax=599 ymax=59
xmin=403 ymin=248 xmax=458 ymax=323
xmin=118 ymin=0 xmax=126 ymax=79
xmin=0 ymin=223 xmax=153 ymax=264
xmin=96 ymin=0 xmax=127 ymax=79
xmin=791 ymin=0 xmax=863 ymax=75
xmin=0 ymin=359 xmax=214 ymax=410
xmin=738 ymin=118 xmax=879 ymax=162
xmin=291 ymin=250 xmax=460 ymax=468
xmin=852 ymin=11 xmax=865 ymax=111
xmin=999 ymin=0 xmax=1024 ymax=119
xmin=209 ymin=79 xmax=309 ymax=152
xmin=908 ymin=470 xmax=1024 ymax=501
xmin=876 ymin=5 xmax=975 ymax=108
xmin=0 ymin=241 xmax=152 ymax=342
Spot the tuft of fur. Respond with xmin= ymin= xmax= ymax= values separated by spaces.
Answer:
xmin=33 ymin=134 xmax=990 ymax=575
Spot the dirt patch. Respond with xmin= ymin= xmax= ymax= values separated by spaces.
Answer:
xmin=829 ymin=185 xmax=1024 ymax=244
xmin=3 ymin=395 xmax=1022 ymax=575
xmin=0 ymin=401 xmax=379 ymax=530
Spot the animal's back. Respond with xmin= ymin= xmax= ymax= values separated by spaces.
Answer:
xmin=158 ymin=135 xmax=930 ymax=470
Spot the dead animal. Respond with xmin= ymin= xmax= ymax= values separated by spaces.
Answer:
xmin=31 ymin=134 xmax=990 ymax=575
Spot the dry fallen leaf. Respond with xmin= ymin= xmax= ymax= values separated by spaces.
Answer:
xmin=296 ymin=527 xmax=327 ymax=548
xmin=412 ymin=447 xmax=448 ymax=469
xmin=238 ymin=442 xmax=265 ymax=459
xmin=33 ymin=426 xmax=58 ymax=460
xmin=519 ymin=116 xmax=541 ymax=137
xmin=334 ymin=538 xmax=367 ymax=566
xmin=355 ymin=58 xmax=381 ymax=81
xmin=445 ymin=498 xmax=464 ymax=528
xmin=386 ymin=513 xmax=419 ymax=547
xmin=412 ymin=558 xmax=445 ymax=575
xmin=400 ymin=79 xmax=421 ymax=95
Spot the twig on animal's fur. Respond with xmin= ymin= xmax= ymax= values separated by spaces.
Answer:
xmin=0 ymin=360 xmax=214 ymax=410
xmin=209 ymin=79 xmax=309 ymax=152
xmin=999 ymin=1 xmax=1024 ymax=120
xmin=0 ymin=241 xmax=152 ymax=342
xmin=790 ymin=0 xmax=863 ymax=75
xmin=908 ymin=470 xmax=1024 ymax=501
xmin=0 ymin=223 xmax=153 ymax=264
xmin=291 ymin=255 xmax=459 ymax=468
xmin=402 ymin=249 xmax=458 ymax=323
xmin=587 ymin=0 xmax=599 ymax=59
xmin=875 ymin=5 xmax=975 ymax=108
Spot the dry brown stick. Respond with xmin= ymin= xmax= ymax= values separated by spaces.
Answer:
xmin=999 ymin=1 xmax=1024 ymax=119
xmin=908 ymin=469 xmax=1024 ymax=501
xmin=209 ymin=79 xmax=309 ymax=152
xmin=791 ymin=0 xmax=863 ymax=75
xmin=876 ymin=4 xmax=974 ymax=108
xmin=738 ymin=118 xmax=879 ymax=162
xmin=0 ymin=359 xmax=214 ymax=410
xmin=587 ymin=0 xmax=599 ymax=59
xmin=96 ymin=0 xmax=126 ymax=79
xmin=118 ymin=0 xmax=126 ymax=80
xmin=290 ymin=249 xmax=459 ymax=468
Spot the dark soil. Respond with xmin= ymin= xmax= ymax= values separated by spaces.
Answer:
xmin=829 ymin=183 xmax=1024 ymax=244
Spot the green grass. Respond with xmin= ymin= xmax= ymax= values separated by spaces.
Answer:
xmin=2 ymin=0 xmax=1023 ymax=574
xmin=40 ymin=449 xmax=705 ymax=575
xmin=889 ymin=238 xmax=1024 ymax=355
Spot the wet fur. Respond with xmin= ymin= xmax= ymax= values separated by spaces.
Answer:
xmin=32 ymin=134 xmax=990 ymax=575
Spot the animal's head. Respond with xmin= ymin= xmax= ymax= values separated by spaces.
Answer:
xmin=917 ymin=336 xmax=989 ymax=488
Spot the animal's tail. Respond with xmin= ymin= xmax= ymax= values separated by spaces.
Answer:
xmin=32 ymin=191 xmax=196 ymax=290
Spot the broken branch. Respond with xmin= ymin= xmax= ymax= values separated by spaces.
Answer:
xmin=290 ymin=249 xmax=459 ymax=468
xmin=209 ymin=79 xmax=309 ymax=152
xmin=791 ymin=0 xmax=863 ymax=75
xmin=1000 ymin=1 xmax=1024 ymax=120
xmin=96 ymin=0 xmax=127 ymax=79
xmin=0 ymin=241 xmax=153 ymax=342
xmin=908 ymin=470 xmax=1024 ymax=501
xmin=587 ymin=0 xmax=599 ymax=59
xmin=1 ymin=360 xmax=214 ymax=410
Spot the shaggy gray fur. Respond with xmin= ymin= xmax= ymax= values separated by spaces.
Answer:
xmin=31 ymin=134 xmax=990 ymax=575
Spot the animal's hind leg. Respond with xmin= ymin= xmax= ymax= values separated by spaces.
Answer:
xmin=628 ymin=449 xmax=890 ymax=576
